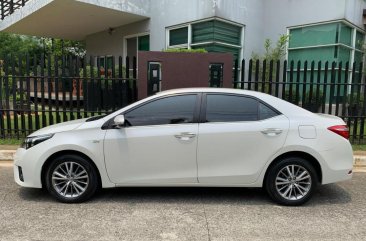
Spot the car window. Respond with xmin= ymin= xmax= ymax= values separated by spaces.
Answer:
xmin=125 ymin=95 xmax=197 ymax=126
xmin=259 ymin=102 xmax=279 ymax=120
xmin=205 ymin=94 xmax=258 ymax=122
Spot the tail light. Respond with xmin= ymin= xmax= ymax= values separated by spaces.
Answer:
xmin=327 ymin=125 xmax=349 ymax=139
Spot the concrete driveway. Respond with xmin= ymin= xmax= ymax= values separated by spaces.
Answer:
xmin=0 ymin=165 xmax=365 ymax=241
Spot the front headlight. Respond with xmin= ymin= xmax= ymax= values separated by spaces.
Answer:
xmin=22 ymin=134 xmax=54 ymax=150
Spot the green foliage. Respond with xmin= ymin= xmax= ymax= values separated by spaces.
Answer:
xmin=251 ymin=35 xmax=289 ymax=92
xmin=0 ymin=33 xmax=43 ymax=57
xmin=164 ymin=48 xmax=208 ymax=53
xmin=44 ymin=38 xmax=86 ymax=57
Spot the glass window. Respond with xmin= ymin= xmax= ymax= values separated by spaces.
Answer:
xmin=192 ymin=20 xmax=241 ymax=46
xmin=355 ymin=31 xmax=365 ymax=51
xmin=289 ymin=23 xmax=338 ymax=48
xmin=125 ymin=95 xmax=197 ymax=126
xmin=259 ymin=103 xmax=279 ymax=120
xmin=205 ymin=94 xmax=258 ymax=122
xmin=169 ymin=27 xmax=188 ymax=46
xmin=138 ymin=35 xmax=150 ymax=51
xmin=339 ymin=23 xmax=352 ymax=46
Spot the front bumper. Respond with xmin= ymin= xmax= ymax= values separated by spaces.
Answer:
xmin=13 ymin=147 xmax=43 ymax=188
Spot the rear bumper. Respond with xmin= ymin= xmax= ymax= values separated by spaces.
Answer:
xmin=320 ymin=143 xmax=353 ymax=184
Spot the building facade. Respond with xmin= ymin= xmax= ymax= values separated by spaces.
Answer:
xmin=0 ymin=0 xmax=365 ymax=66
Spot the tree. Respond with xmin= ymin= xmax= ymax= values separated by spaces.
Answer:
xmin=0 ymin=32 xmax=43 ymax=58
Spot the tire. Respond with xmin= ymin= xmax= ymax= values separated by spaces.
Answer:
xmin=45 ymin=154 xmax=99 ymax=203
xmin=265 ymin=157 xmax=318 ymax=206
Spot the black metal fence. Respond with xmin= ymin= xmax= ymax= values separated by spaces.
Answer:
xmin=1 ymin=54 xmax=365 ymax=144
xmin=233 ymin=59 xmax=365 ymax=143
xmin=0 ymin=0 xmax=29 ymax=20
xmin=0 ymin=54 xmax=138 ymax=139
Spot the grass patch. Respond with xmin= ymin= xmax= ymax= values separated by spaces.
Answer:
xmin=352 ymin=144 xmax=366 ymax=152
xmin=0 ymin=138 xmax=22 ymax=145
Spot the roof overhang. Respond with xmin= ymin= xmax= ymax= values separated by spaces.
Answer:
xmin=0 ymin=0 xmax=150 ymax=40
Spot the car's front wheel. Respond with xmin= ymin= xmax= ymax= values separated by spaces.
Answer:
xmin=45 ymin=154 xmax=99 ymax=203
xmin=265 ymin=157 xmax=318 ymax=206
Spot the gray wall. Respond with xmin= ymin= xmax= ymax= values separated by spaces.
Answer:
xmin=85 ymin=0 xmax=366 ymax=59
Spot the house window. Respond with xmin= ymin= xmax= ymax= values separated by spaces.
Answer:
xmin=169 ymin=27 xmax=188 ymax=47
xmin=138 ymin=35 xmax=150 ymax=51
xmin=166 ymin=18 xmax=244 ymax=62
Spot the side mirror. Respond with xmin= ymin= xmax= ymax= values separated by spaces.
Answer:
xmin=113 ymin=115 xmax=125 ymax=128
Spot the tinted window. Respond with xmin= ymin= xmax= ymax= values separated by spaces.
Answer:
xmin=205 ymin=95 xmax=258 ymax=122
xmin=259 ymin=103 xmax=279 ymax=120
xmin=125 ymin=95 xmax=197 ymax=126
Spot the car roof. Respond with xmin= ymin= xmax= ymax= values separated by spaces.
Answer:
xmin=156 ymin=88 xmax=258 ymax=96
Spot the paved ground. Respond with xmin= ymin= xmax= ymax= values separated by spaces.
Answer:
xmin=0 ymin=165 xmax=365 ymax=241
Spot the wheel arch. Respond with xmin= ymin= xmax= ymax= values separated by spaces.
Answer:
xmin=263 ymin=151 xmax=322 ymax=185
xmin=40 ymin=150 xmax=102 ymax=189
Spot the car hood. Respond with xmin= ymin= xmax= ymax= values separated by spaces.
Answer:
xmin=29 ymin=118 xmax=88 ymax=137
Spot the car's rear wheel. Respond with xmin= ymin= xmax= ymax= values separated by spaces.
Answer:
xmin=45 ymin=154 xmax=98 ymax=203
xmin=265 ymin=157 xmax=318 ymax=206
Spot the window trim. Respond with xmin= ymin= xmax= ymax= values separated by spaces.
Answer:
xmin=165 ymin=17 xmax=244 ymax=58
xmin=200 ymin=93 xmax=281 ymax=124
xmin=102 ymin=93 xmax=202 ymax=129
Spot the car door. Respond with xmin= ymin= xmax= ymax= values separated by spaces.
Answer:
xmin=104 ymin=94 xmax=200 ymax=184
xmin=197 ymin=93 xmax=289 ymax=184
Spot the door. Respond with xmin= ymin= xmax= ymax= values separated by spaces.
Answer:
xmin=104 ymin=94 xmax=200 ymax=184
xmin=197 ymin=94 xmax=289 ymax=184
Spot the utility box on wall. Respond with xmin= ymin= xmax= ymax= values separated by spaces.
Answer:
xmin=138 ymin=51 xmax=233 ymax=99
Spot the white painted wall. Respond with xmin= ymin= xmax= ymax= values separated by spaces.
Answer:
xmin=85 ymin=0 xmax=365 ymax=59
xmin=85 ymin=19 xmax=150 ymax=58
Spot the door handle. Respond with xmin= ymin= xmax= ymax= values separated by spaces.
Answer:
xmin=261 ymin=128 xmax=283 ymax=136
xmin=174 ymin=132 xmax=196 ymax=141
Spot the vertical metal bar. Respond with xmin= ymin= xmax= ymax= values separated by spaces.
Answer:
xmin=233 ymin=59 xmax=238 ymax=88
xmin=354 ymin=62 xmax=363 ymax=142
xmin=302 ymin=61 xmax=307 ymax=109
xmin=274 ymin=60 xmax=280 ymax=97
xmin=328 ymin=61 xmax=336 ymax=115
xmin=322 ymin=62 xmax=329 ymax=114
xmin=40 ymin=53 xmax=46 ymax=127
xmin=0 ymin=54 xmax=4 ymax=138
xmin=47 ymin=54 xmax=53 ymax=125
xmin=240 ymin=59 xmax=245 ymax=90
xmin=125 ymin=56 xmax=130 ymax=103
xmin=104 ymin=57 xmax=109 ymax=112
xmin=10 ymin=56 xmax=18 ymax=138
xmin=26 ymin=54 xmax=32 ymax=135
xmin=342 ymin=62 xmax=349 ymax=118
xmin=33 ymin=55 xmax=39 ymax=130
xmin=83 ymin=57 xmax=88 ymax=118
xmin=281 ymin=60 xmax=287 ymax=100
xmin=55 ymin=55 xmax=60 ymax=123
xmin=111 ymin=56 xmax=116 ymax=111
xmin=133 ymin=56 xmax=137 ymax=102
xmin=18 ymin=54 xmax=25 ymax=136
xmin=315 ymin=61 xmax=322 ymax=113
xmin=261 ymin=60 xmax=266 ymax=93
xmin=295 ymin=61 xmax=301 ymax=105
xmin=97 ymin=56 xmax=102 ymax=115
xmin=335 ymin=62 xmax=342 ymax=116
xmin=4 ymin=56 xmax=11 ymax=138
xmin=309 ymin=61 xmax=315 ymax=111
xmin=360 ymin=62 xmax=366 ymax=144
xmin=254 ymin=60 xmax=259 ymax=91
xmin=62 ymin=55 xmax=67 ymax=122
xmin=268 ymin=60 xmax=273 ymax=95
xmin=248 ymin=59 xmax=252 ymax=91
xmin=69 ymin=55 xmax=74 ymax=120
xmin=118 ymin=56 xmax=123 ymax=107
xmin=90 ymin=56 xmax=95 ymax=116
xmin=289 ymin=61 xmax=294 ymax=103
xmin=76 ymin=56 xmax=81 ymax=119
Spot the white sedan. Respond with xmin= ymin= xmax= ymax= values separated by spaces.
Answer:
xmin=14 ymin=88 xmax=353 ymax=205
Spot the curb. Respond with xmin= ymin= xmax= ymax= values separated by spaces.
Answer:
xmin=1 ymin=150 xmax=366 ymax=172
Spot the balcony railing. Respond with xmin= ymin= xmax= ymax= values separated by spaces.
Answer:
xmin=1 ymin=0 xmax=29 ymax=20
